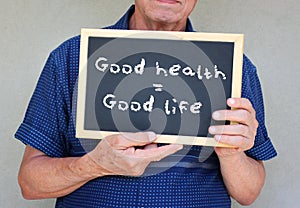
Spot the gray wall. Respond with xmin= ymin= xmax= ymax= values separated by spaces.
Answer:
xmin=0 ymin=0 xmax=298 ymax=207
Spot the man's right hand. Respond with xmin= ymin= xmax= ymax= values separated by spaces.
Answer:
xmin=18 ymin=132 xmax=182 ymax=199
xmin=87 ymin=132 xmax=183 ymax=177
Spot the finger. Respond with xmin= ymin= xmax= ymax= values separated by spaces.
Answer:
xmin=227 ymin=98 xmax=255 ymax=114
xmin=209 ymin=124 xmax=250 ymax=138
xmin=214 ymin=134 xmax=254 ymax=150
xmin=143 ymin=143 xmax=158 ymax=150
xmin=136 ymin=144 xmax=183 ymax=161
xmin=106 ymin=132 xmax=157 ymax=148
xmin=214 ymin=147 xmax=240 ymax=157
xmin=212 ymin=109 xmax=253 ymax=125
xmin=150 ymin=144 xmax=183 ymax=161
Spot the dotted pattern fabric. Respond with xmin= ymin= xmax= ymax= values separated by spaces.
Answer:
xmin=15 ymin=5 xmax=277 ymax=208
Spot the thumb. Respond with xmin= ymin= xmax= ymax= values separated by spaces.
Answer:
xmin=107 ymin=132 xmax=156 ymax=148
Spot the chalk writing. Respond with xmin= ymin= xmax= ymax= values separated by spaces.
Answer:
xmin=95 ymin=57 xmax=145 ymax=75
xmin=95 ymin=57 xmax=226 ymax=80
xmin=102 ymin=92 xmax=202 ymax=115
xmin=96 ymin=57 xmax=227 ymax=116
xmin=103 ymin=94 xmax=154 ymax=112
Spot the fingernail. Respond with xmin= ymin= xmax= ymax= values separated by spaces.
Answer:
xmin=228 ymin=98 xmax=235 ymax=105
xmin=212 ymin=112 xmax=220 ymax=120
xmin=209 ymin=126 xmax=216 ymax=134
xmin=147 ymin=132 xmax=156 ymax=142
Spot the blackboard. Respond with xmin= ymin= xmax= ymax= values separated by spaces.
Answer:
xmin=76 ymin=29 xmax=244 ymax=147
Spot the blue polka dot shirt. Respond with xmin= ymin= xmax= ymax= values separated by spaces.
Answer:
xmin=15 ymin=5 xmax=277 ymax=208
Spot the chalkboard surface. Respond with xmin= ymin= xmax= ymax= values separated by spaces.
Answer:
xmin=76 ymin=29 xmax=244 ymax=146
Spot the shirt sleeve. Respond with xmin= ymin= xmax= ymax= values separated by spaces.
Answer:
xmin=15 ymin=52 xmax=67 ymax=158
xmin=242 ymin=55 xmax=277 ymax=161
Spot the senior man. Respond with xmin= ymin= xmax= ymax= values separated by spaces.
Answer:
xmin=16 ymin=1 xmax=277 ymax=207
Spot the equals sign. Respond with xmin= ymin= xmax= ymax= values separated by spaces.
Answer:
xmin=153 ymin=83 xmax=163 ymax=92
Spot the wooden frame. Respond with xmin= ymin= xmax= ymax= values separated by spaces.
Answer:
xmin=76 ymin=29 xmax=244 ymax=147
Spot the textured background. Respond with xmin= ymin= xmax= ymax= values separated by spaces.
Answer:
xmin=1 ymin=0 xmax=299 ymax=207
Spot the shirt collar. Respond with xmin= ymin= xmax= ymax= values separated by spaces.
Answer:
xmin=106 ymin=5 xmax=195 ymax=32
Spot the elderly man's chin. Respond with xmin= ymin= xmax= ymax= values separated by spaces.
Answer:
xmin=150 ymin=0 xmax=184 ymax=22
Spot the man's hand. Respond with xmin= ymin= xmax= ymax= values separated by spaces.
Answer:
xmin=209 ymin=98 xmax=258 ymax=157
xmin=87 ymin=132 xmax=183 ymax=177
xmin=18 ymin=132 xmax=182 ymax=199
xmin=208 ymin=98 xmax=265 ymax=205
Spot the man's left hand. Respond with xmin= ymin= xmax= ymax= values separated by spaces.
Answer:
xmin=209 ymin=98 xmax=259 ymax=158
